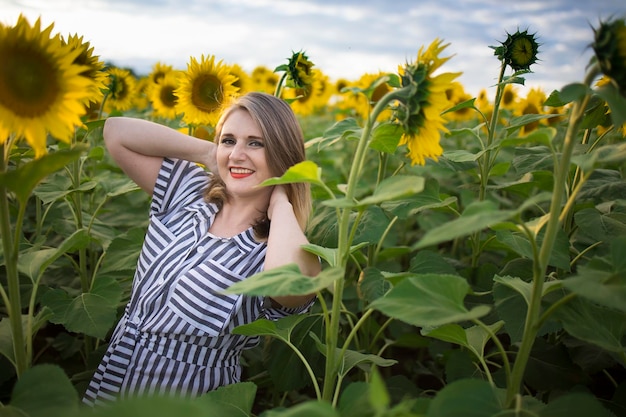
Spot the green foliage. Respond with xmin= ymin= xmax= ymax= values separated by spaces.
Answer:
xmin=1 ymin=22 xmax=626 ymax=417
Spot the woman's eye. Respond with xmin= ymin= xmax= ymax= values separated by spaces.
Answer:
xmin=220 ymin=137 xmax=235 ymax=145
xmin=250 ymin=140 xmax=264 ymax=147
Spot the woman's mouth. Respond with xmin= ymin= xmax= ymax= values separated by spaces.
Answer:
xmin=230 ymin=167 xmax=254 ymax=179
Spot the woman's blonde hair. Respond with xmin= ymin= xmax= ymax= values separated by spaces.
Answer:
xmin=204 ymin=92 xmax=311 ymax=239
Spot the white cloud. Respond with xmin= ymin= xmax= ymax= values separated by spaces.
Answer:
xmin=1 ymin=0 xmax=623 ymax=97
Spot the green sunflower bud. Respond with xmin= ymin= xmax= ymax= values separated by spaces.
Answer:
xmin=592 ymin=17 xmax=626 ymax=96
xmin=493 ymin=29 xmax=540 ymax=72
xmin=286 ymin=51 xmax=314 ymax=90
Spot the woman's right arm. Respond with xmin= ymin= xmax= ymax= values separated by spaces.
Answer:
xmin=103 ymin=117 xmax=217 ymax=195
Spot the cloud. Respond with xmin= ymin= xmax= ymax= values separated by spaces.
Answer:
xmin=1 ymin=0 xmax=623 ymax=97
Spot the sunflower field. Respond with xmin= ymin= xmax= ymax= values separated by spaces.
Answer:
xmin=1 ymin=12 xmax=626 ymax=417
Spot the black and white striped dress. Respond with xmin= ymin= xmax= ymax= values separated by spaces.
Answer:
xmin=83 ymin=158 xmax=311 ymax=406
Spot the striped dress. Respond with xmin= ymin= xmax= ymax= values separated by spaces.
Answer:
xmin=83 ymin=158 xmax=311 ymax=406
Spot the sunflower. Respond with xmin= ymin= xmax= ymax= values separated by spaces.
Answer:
xmin=500 ymin=83 xmax=520 ymax=110
xmin=282 ymin=69 xmax=331 ymax=116
xmin=175 ymin=54 xmax=238 ymax=126
xmin=443 ymin=81 xmax=473 ymax=122
xmin=148 ymin=62 xmax=174 ymax=85
xmin=285 ymin=51 xmax=315 ymax=89
xmin=347 ymin=72 xmax=394 ymax=122
xmin=393 ymin=39 xmax=461 ymax=165
xmin=227 ymin=63 xmax=251 ymax=96
xmin=103 ymin=67 xmax=137 ymax=112
xmin=251 ymin=65 xmax=279 ymax=94
xmin=148 ymin=70 xmax=181 ymax=120
xmin=0 ymin=14 xmax=91 ymax=157
xmin=595 ymin=76 xmax=626 ymax=136
xmin=133 ymin=76 xmax=151 ymax=112
xmin=62 ymin=33 xmax=107 ymax=106
xmin=514 ymin=87 xmax=546 ymax=135
xmin=592 ymin=17 xmax=626 ymax=96
xmin=493 ymin=29 xmax=540 ymax=72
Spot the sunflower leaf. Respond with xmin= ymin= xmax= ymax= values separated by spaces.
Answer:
xmin=260 ymin=161 xmax=323 ymax=187
xmin=0 ymin=146 xmax=87 ymax=205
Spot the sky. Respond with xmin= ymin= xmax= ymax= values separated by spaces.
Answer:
xmin=2 ymin=0 xmax=624 ymax=98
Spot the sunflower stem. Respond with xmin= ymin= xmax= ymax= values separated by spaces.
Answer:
xmin=0 ymin=143 xmax=28 ymax=376
xmin=321 ymin=89 xmax=402 ymax=402
xmin=274 ymin=72 xmax=288 ymax=98
xmin=471 ymin=62 xmax=507 ymax=268
xmin=480 ymin=61 xmax=507 ymax=201
xmin=505 ymin=63 xmax=600 ymax=406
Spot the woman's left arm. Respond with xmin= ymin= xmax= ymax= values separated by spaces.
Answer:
xmin=265 ymin=186 xmax=320 ymax=308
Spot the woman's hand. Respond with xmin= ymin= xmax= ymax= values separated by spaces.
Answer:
xmin=267 ymin=185 xmax=291 ymax=221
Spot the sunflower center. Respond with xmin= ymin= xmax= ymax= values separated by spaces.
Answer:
xmin=0 ymin=45 xmax=59 ymax=117
xmin=192 ymin=74 xmax=223 ymax=112
xmin=522 ymin=103 xmax=540 ymax=132
xmin=503 ymin=89 xmax=515 ymax=106
xmin=512 ymin=38 xmax=533 ymax=66
xmin=160 ymin=85 xmax=177 ymax=108
xmin=372 ymin=83 xmax=390 ymax=104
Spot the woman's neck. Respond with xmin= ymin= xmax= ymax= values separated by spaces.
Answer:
xmin=208 ymin=200 xmax=266 ymax=238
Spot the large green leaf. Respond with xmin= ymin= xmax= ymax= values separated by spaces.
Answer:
xmin=574 ymin=208 xmax=626 ymax=242
xmin=382 ymin=177 xmax=457 ymax=219
xmin=409 ymin=250 xmax=458 ymax=275
xmin=308 ymin=332 xmax=396 ymax=378
xmin=369 ymin=122 xmax=402 ymax=154
xmin=82 ymin=384 xmax=257 ymax=417
xmin=369 ymin=274 xmax=490 ymax=327
xmin=0 ymin=145 xmax=87 ymax=205
xmin=195 ymin=381 xmax=257 ymax=416
xmin=554 ymin=297 xmax=626 ymax=353
xmin=8 ymin=364 xmax=78 ymax=417
xmin=427 ymin=378 xmax=503 ymax=417
xmin=260 ymin=160 xmax=324 ymax=187
xmin=231 ymin=314 xmax=308 ymax=342
xmin=261 ymin=401 xmax=340 ymax=417
xmin=423 ymin=321 xmax=504 ymax=361
xmin=493 ymin=275 xmax=563 ymax=343
xmin=98 ymin=227 xmax=146 ymax=274
xmin=506 ymin=113 xmax=560 ymax=134
xmin=17 ymin=229 xmax=91 ymax=282
xmin=357 ymin=267 xmax=391 ymax=303
xmin=301 ymin=242 xmax=369 ymax=268
xmin=571 ymin=143 xmax=626 ymax=172
xmin=314 ymin=117 xmax=362 ymax=150
xmin=539 ymin=392 xmax=614 ymax=417
xmin=413 ymin=193 xmax=551 ymax=250
xmin=265 ymin=315 xmax=325 ymax=392
xmin=562 ymin=266 xmax=626 ymax=313
xmin=40 ymin=276 xmax=122 ymax=339
xmin=356 ymin=175 xmax=425 ymax=208
xmin=368 ymin=367 xmax=390 ymax=413
xmin=524 ymin=338 xmax=590 ymax=392
xmin=495 ymin=227 xmax=570 ymax=271
xmin=222 ymin=264 xmax=343 ymax=296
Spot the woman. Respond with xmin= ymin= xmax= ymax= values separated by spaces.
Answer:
xmin=83 ymin=92 xmax=320 ymax=405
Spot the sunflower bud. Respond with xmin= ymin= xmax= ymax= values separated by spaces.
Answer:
xmin=493 ymin=29 xmax=540 ymax=72
xmin=592 ymin=17 xmax=626 ymax=96
xmin=286 ymin=51 xmax=315 ymax=90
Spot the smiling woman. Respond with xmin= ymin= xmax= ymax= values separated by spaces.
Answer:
xmin=82 ymin=91 xmax=320 ymax=406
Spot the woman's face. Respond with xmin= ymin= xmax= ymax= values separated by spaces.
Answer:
xmin=216 ymin=108 xmax=273 ymax=202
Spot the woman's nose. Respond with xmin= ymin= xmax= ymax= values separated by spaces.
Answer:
xmin=229 ymin=142 xmax=246 ymax=160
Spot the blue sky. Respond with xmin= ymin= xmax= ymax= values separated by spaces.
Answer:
xmin=2 ymin=0 xmax=623 ymax=97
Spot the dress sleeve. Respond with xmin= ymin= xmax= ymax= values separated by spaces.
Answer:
xmin=150 ymin=158 xmax=210 ymax=215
